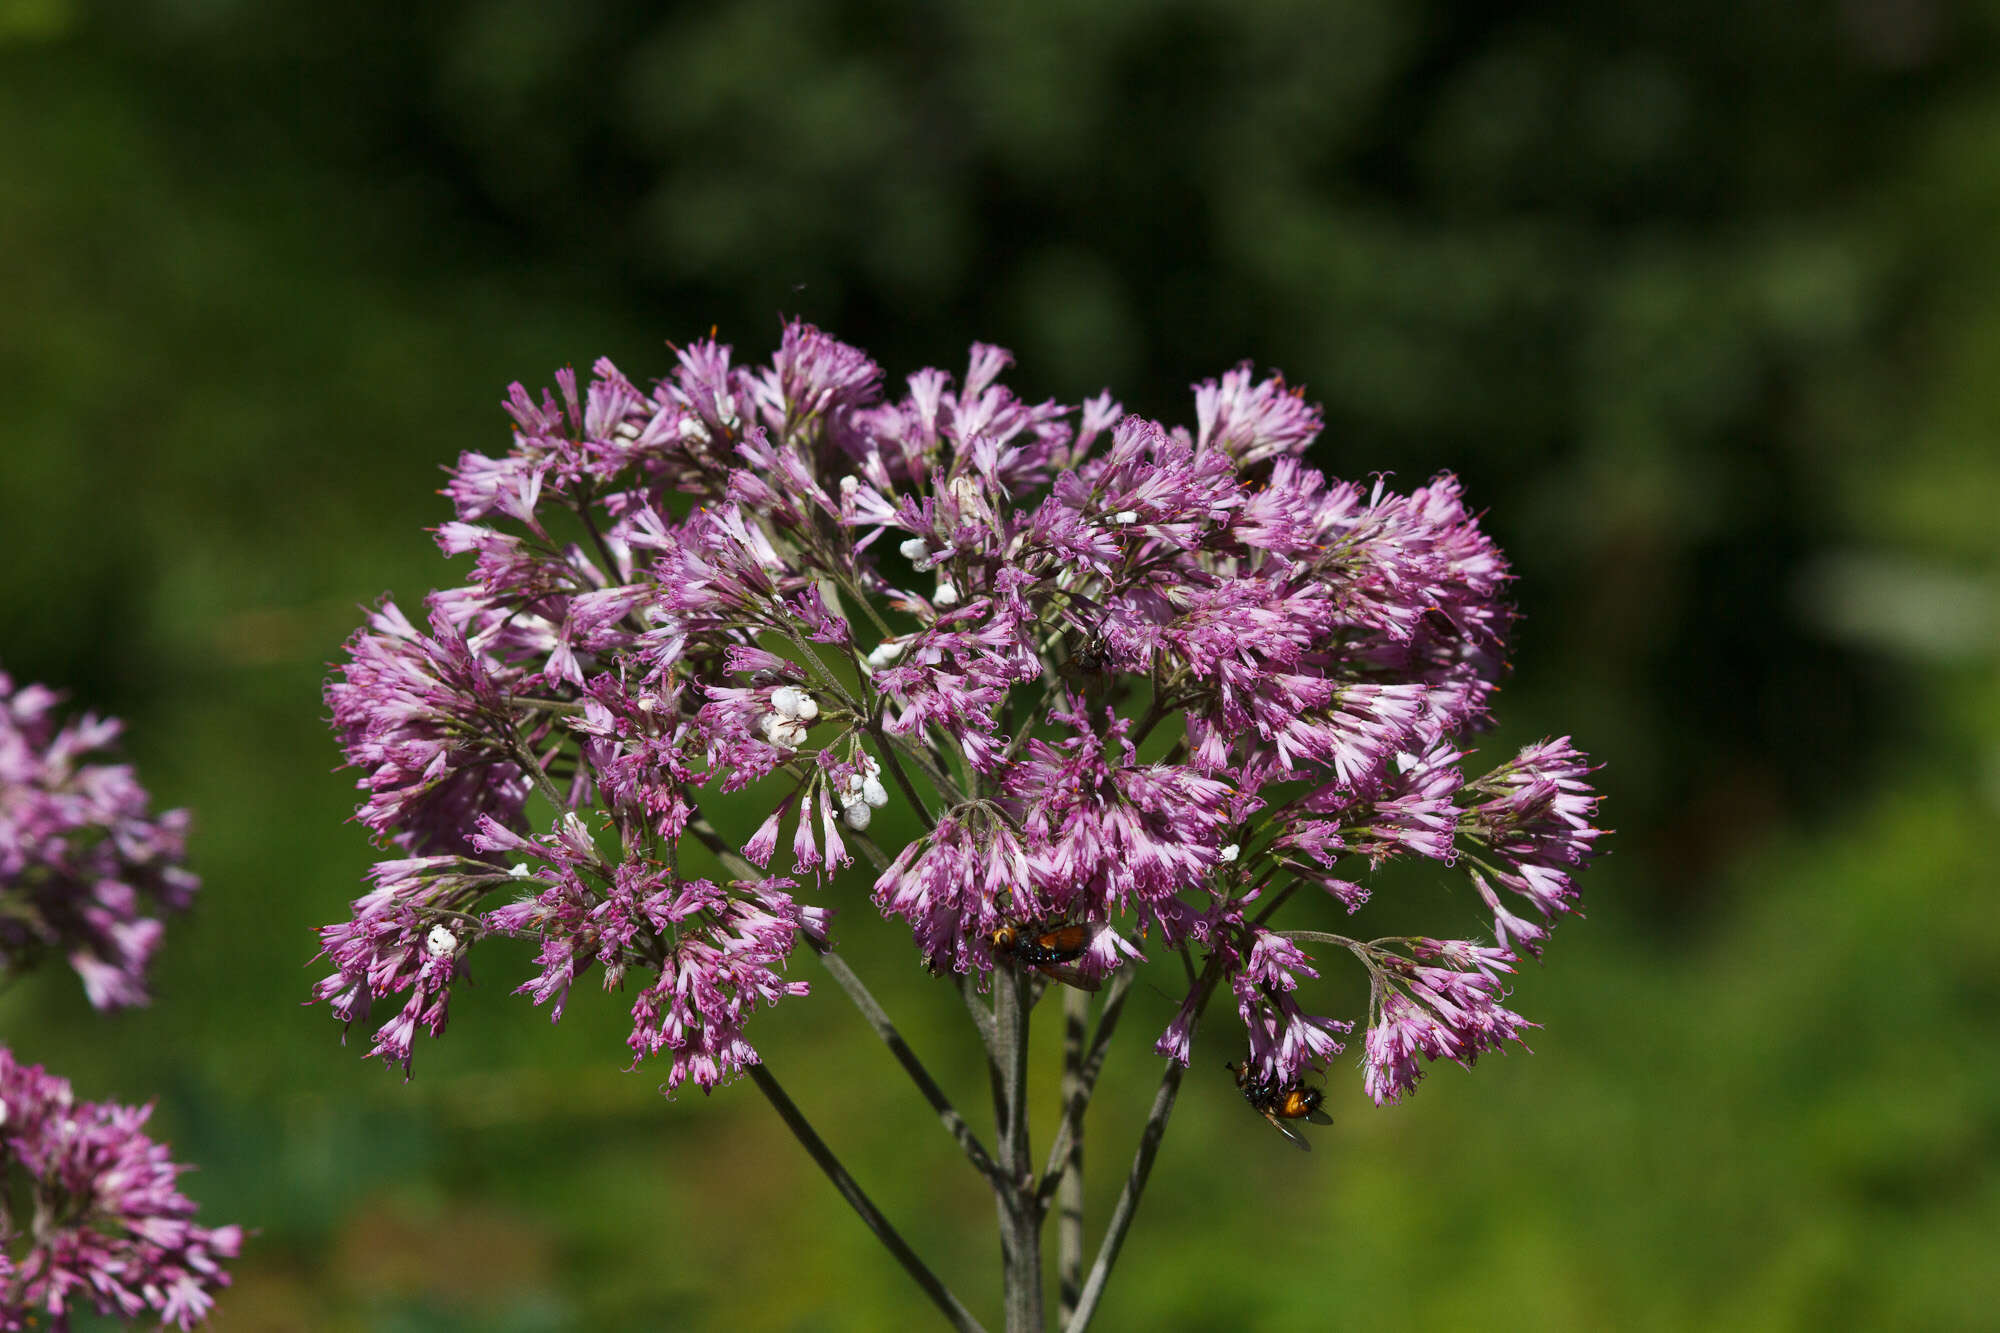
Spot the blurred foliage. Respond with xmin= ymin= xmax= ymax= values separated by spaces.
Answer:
xmin=2 ymin=0 xmax=1997 ymax=1328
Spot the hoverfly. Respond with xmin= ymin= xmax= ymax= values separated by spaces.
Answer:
xmin=1225 ymin=1061 xmax=1332 ymax=1151
xmin=990 ymin=918 xmax=1102 ymax=992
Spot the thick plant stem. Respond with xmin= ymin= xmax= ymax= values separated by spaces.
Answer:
xmin=746 ymin=1062 xmax=985 ymax=1333
xmin=991 ymin=966 xmax=1043 ymax=1333
xmin=1056 ymin=984 xmax=1089 ymax=1325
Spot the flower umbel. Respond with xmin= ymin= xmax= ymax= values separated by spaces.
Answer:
xmin=0 ymin=670 xmax=199 ymax=1009
xmin=315 ymin=320 xmax=1607 ymax=1104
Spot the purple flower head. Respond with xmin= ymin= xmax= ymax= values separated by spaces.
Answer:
xmin=1358 ymin=938 xmax=1536 ymax=1105
xmin=316 ymin=320 xmax=1606 ymax=1112
xmin=0 ymin=670 xmax=199 ymax=1009
xmin=0 ymin=1048 xmax=241 ymax=1329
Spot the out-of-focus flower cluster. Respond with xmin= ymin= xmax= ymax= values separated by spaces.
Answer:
xmin=0 ymin=1048 xmax=241 ymax=1331
xmin=0 ymin=671 xmax=198 ymax=1009
xmin=316 ymin=321 xmax=1604 ymax=1104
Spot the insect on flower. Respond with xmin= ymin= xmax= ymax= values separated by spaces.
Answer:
xmin=1225 ymin=1061 xmax=1333 ymax=1151
xmin=990 ymin=917 xmax=1103 ymax=991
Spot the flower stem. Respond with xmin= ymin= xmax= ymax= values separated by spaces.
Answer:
xmin=871 ymin=725 xmax=943 ymax=825
xmin=1036 ymin=969 xmax=1132 ymax=1209
xmin=991 ymin=965 xmax=1043 ymax=1333
xmin=684 ymin=813 xmax=1003 ymax=1187
xmin=1062 ymin=958 xmax=1225 ymax=1333
xmin=746 ymin=1062 xmax=985 ymax=1333
xmin=813 ymin=945 xmax=1006 ymax=1189
xmin=1056 ymin=983 xmax=1089 ymax=1325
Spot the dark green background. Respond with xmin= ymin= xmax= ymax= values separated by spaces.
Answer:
xmin=4 ymin=1 xmax=1996 ymax=1327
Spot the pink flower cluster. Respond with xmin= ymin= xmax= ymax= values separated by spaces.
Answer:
xmin=316 ymin=322 xmax=1604 ymax=1104
xmin=0 ymin=1049 xmax=241 ymax=1330
xmin=0 ymin=670 xmax=199 ymax=1009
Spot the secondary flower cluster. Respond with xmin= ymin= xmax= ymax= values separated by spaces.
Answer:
xmin=0 ymin=670 xmax=199 ymax=1009
xmin=0 ymin=1048 xmax=242 ymax=1330
xmin=317 ymin=321 xmax=1604 ymax=1104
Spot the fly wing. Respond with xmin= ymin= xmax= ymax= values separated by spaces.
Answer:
xmin=1035 ymin=961 xmax=1102 ymax=993
xmin=1306 ymin=1107 xmax=1334 ymax=1126
xmin=1264 ymin=1111 xmax=1312 ymax=1151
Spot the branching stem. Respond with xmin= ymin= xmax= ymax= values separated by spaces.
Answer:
xmin=1063 ymin=956 xmax=1226 ymax=1333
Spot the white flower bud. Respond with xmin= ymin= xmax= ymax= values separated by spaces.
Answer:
xmin=934 ymin=581 xmax=960 ymax=606
xmin=839 ymin=475 xmax=859 ymax=494
xmin=1113 ymin=510 xmax=1139 ymax=525
xmin=899 ymin=537 xmax=930 ymax=562
xmin=865 ymin=638 xmax=907 ymax=668
xmin=1219 ymin=843 xmax=1240 ymax=863
xmin=426 ymin=924 xmax=459 ymax=956
xmin=792 ymin=693 xmax=818 ymax=721
xmin=770 ymin=686 xmax=807 ymax=718
xmin=861 ymin=776 xmax=890 ymax=808
xmin=841 ymin=800 xmax=874 ymax=830
xmin=508 ymin=862 xmax=533 ymax=879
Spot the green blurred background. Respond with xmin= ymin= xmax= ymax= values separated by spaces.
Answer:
xmin=4 ymin=0 xmax=1997 ymax=1327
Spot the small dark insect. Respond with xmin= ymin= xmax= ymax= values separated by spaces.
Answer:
xmin=1055 ymin=631 xmax=1116 ymax=704
xmin=990 ymin=918 xmax=1101 ymax=991
xmin=1225 ymin=1061 xmax=1333 ymax=1152
xmin=1061 ymin=634 xmax=1109 ymax=678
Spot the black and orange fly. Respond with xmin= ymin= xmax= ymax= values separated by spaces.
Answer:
xmin=1225 ymin=1061 xmax=1332 ymax=1151
xmin=990 ymin=918 xmax=1101 ymax=991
